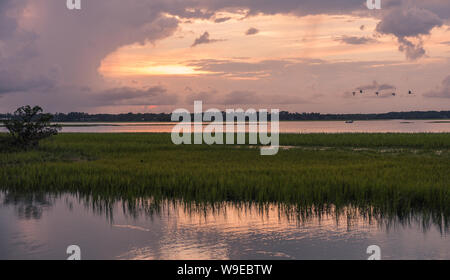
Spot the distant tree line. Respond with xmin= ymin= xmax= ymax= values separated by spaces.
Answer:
xmin=278 ymin=111 xmax=450 ymax=121
xmin=1 ymin=110 xmax=450 ymax=122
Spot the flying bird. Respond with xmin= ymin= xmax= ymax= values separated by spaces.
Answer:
xmin=408 ymin=90 xmax=413 ymax=95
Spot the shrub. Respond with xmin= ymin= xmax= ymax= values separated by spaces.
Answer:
xmin=2 ymin=105 xmax=61 ymax=148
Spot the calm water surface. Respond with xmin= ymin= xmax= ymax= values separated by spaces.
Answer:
xmin=2 ymin=120 xmax=449 ymax=133
xmin=0 ymin=192 xmax=448 ymax=260
xmin=1 ymin=120 xmax=449 ymax=259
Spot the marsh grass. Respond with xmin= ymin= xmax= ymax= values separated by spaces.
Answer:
xmin=1 ymin=133 xmax=449 ymax=230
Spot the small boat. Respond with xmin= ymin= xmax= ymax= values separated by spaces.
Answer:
xmin=345 ymin=120 xmax=354 ymax=124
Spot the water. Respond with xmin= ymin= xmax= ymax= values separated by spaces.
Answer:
xmin=2 ymin=120 xmax=449 ymax=133
xmin=1 ymin=120 xmax=449 ymax=259
xmin=0 ymin=192 xmax=448 ymax=260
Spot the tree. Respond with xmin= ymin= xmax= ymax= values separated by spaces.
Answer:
xmin=2 ymin=105 xmax=61 ymax=147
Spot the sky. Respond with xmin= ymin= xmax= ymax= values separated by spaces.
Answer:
xmin=0 ymin=0 xmax=449 ymax=114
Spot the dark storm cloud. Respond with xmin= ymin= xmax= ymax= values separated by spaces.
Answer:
xmin=0 ymin=0 xmax=30 ymax=38
xmin=176 ymin=8 xmax=215 ymax=19
xmin=219 ymin=0 xmax=448 ymax=20
xmin=0 ymin=0 xmax=179 ymax=104
xmin=376 ymin=7 xmax=443 ymax=38
xmin=0 ymin=69 xmax=55 ymax=95
xmin=204 ymin=0 xmax=366 ymax=17
xmin=2 ymin=0 xmax=450 ymax=111
xmin=0 ymin=9 xmax=18 ymax=38
xmin=376 ymin=7 xmax=444 ymax=60
xmin=0 ymin=0 xmax=49 ymax=95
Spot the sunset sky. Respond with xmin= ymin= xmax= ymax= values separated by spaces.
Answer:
xmin=0 ymin=0 xmax=449 ymax=114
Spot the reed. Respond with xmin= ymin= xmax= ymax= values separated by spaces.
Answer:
xmin=1 ymin=133 xmax=449 ymax=229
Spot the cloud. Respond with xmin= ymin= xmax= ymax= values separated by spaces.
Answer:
xmin=2 ymin=0 xmax=450 ymax=112
xmin=245 ymin=27 xmax=259 ymax=35
xmin=0 ymin=1 xmax=49 ymax=95
xmin=376 ymin=7 xmax=443 ymax=38
xmin=184 ymin=88 xmax=219 ymax=105
xmin=218 ymin=0 xmax=366 ymax=17
xmin=0 ymin=1 xmax=22 ymax=39
xmin=175 ymin=8 xmax=215 ymax=19
xmin=191 ymin=31 xmax=224 ymax=47
xmin=377 ymin=83 xmax=396 ymax=91
xmin=424 ymin=76 xmax=450 ymax=98
xmin=348 ymin=81 xmax=397 ymax=97
xmin=337 ymin=35 xmax=377 ymax=45
xmin=0 ymin=0 xmax=180 ymax=105
xmin=221 ymin=90 xmax=308 ymax=105
xmin=397 ymin=37 xmax=426 ymax=61
xmin=89 ymin=86 xmax=177 ymax=106
xmin=184 ymin=88 xmax=307 ymax=106
xmin=214 ymin=17 xmax=232 ymax=23
xmin=0 ymin=69 xmax=56 ymax=95
xmin=186 ymin=58 xmax=294 ymax=79
xmin=222 ymin=90 xmax=257 ymax=104
xmin=376 ymin=7 xmax=444 ymax=60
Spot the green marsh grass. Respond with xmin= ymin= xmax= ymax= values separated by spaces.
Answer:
xmin=1 ymin=133 xmax=449 ymax=230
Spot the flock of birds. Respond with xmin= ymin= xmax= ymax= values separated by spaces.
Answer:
xmin=352 ymin=89 xmax=414 ymax=97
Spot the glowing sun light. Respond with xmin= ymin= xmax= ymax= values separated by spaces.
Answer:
xmin=137 ymin=65 xmax=209 ymax=76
